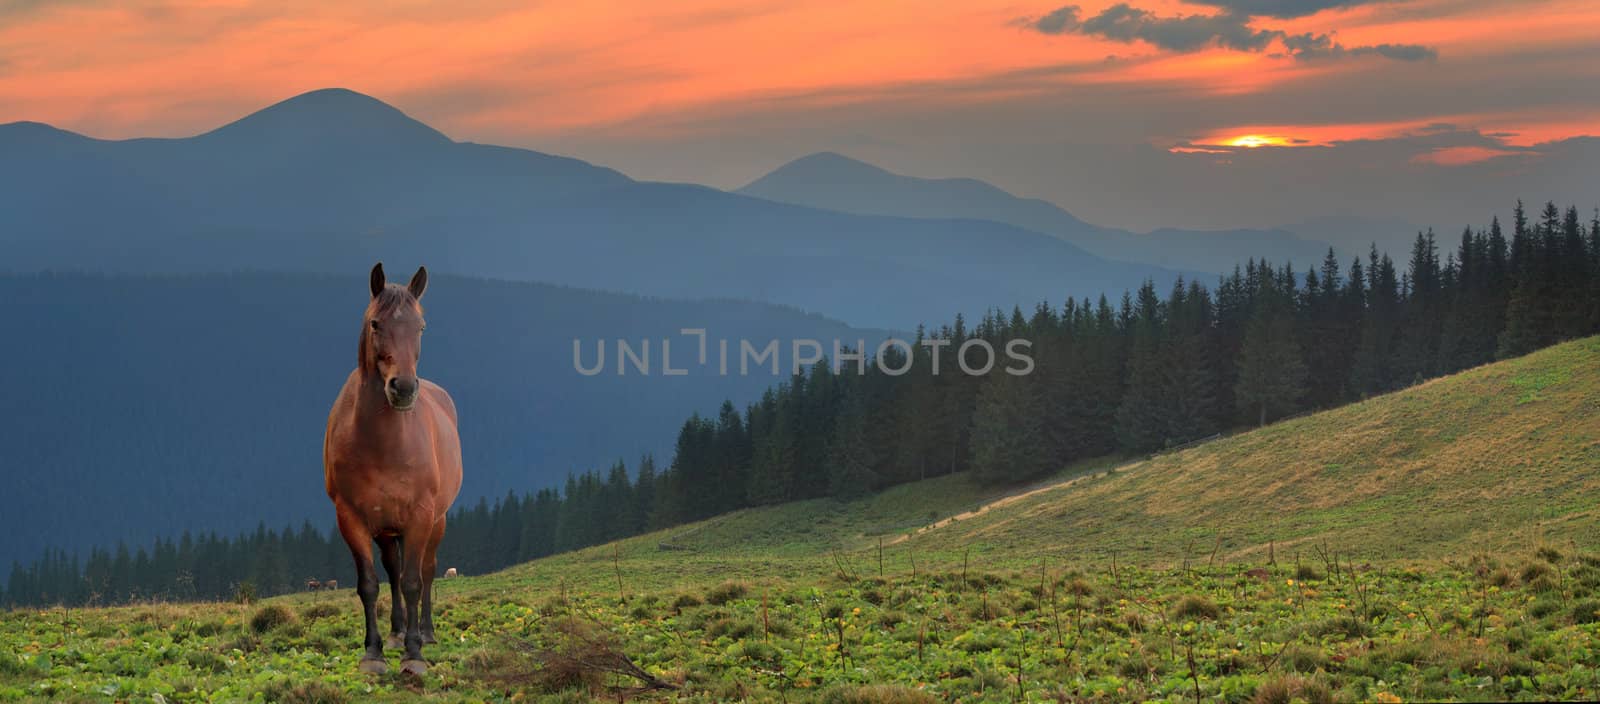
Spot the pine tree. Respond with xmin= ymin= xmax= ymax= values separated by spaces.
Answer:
xmin=747 ymin=392 xmax=797 ymax=505
xmin=1351 ymin=248 xmax=1400 ymax=394
xmin=1163 ymin=279 xmax=1221 ymax=442
xmin=1114 ymin=281 xmax=1170 ymax=450
xmin=633 ymin=455 xmax=657 ymax=534
xmin=1235 ymin=283 xmax=1307 ymax=426
xmin=826 ymin=393 xmax=878 ymax=499
xmin=969 ymin=371 xmax=1048 ymax=484
xmin=712 ymin=401 xmax=751 ymax=515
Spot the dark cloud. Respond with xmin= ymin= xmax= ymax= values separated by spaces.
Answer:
xmin=1081 ymin=4 xmax=1281 ymax=52
xmin=1027 ymin=4 xmax=1280 ymax=52
xmin=1282 ymin=32 xmax=1436 ymax=61
xmin=1031 ymin=5 xmax=1080 ymax=34
xmin=1024 ymin=3 xmax=1435 ymax=61
xmin=1183 ymin=0 xmax=1392 ymax=19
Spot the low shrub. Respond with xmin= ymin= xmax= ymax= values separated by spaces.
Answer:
xmin=1279 ymin=643 xmax=1327 ymax=673
xmin=248 ymin=604 xmax=297 ymax=634
xmin=705 ymin=581 xmax=748 ymax=606
xmin=1528 ymin=598 xmax=1563 ymax=619
xmin=1520 ymin=562 xmax=1555 ymax=584
xmin=1253 ymin=676 xmax=1334 ymax=704
xmin=256 ymin=678 xmax=347 ymax=704
xmin=1570 ymin=599 xmax=1600 ymax=624
xmin=1171 ymin=594 xmax=1221 ymax=620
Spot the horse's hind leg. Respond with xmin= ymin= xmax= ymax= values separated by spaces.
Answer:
xmin=336 ymin=509 xmax=387 ymax=674
xmin=420 ymin=515 xmax=446 ymax=644
xmin=378 ymin=535 xmax=405 ymax=650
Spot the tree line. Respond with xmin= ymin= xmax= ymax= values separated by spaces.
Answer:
xmin=7 ymin=200 xmax=1598 ymax=607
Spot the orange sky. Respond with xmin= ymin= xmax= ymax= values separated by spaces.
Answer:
xmin=0 ymin=0 xmax=1596 ymax=233
xmin=1 ymin=0 xmax=1595 ymax=154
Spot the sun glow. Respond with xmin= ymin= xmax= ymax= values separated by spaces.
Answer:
xmin=1225 ymin=134 xmax=1292 ymax=148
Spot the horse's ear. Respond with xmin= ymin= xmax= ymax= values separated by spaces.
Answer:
xmin=369 ymin=262 xmax=385 ymax=299
xmin=408 ymin=266 xmax=428 ymax=301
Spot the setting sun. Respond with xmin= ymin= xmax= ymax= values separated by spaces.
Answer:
xmin=1226 ymin=134 xmax=1292 ymax=148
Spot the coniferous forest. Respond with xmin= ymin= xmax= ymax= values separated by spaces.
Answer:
xmin=7 ymin=200 xmax=1600 ymax=608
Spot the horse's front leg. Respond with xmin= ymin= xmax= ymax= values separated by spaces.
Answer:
xmin=378 ymin=535 xmax=405 ymax=649
xmin=421 ymin=515 xmax=447 ymax=645
xmin=336 ymin=511 xmax=387 ymax=674
xmin=399 ymin=525 xmax=430 ymax=675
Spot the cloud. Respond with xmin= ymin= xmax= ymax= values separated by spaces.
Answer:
xmin=1026 ymin=4 xmax=1279 ymax=52
xmin=1031 ymin=5 xmax=1080 ymax=34
xmin=1024 ymin=3 xmax=1435 ymax=61
xmin=1282 ymin=32 xmax=1436 ymax=61
xmin=1082 ymin=4 xmax=1281 ymax=52
xmin=1183 ymin=0 xmax=1393 ymax=19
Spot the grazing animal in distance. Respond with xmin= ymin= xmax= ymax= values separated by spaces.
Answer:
xmin=444 ymin=568 xmax=458 ymax=578
xmin=324 ymin=579 xmax=339 ymax=590
xmin=324 ymin=263 xmax=464 ymax=676
xmin=306 ymin=578 xmax=322 ymax=591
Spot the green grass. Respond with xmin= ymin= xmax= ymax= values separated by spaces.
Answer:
xmin=4 ymin=336 xmax=1598 ymax=702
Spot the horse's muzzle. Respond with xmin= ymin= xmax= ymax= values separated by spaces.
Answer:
xmin=386 ymin=376 xmax=420 ymax=410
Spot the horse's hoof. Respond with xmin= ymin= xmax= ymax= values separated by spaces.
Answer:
xmin=386 ymin=634 xmax=404 ymax=649
xmin=358 ymin=657 xmax=388 ymax=674
xmin=400 ymin=659 xmax=428 ymax=676
xmin=421 ymin=633 xmax=437 ymax=645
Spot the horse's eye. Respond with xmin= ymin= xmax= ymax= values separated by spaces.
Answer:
xmin=370 ymin=320 xmax=380 ymax=331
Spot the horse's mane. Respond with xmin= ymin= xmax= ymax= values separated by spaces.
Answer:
xmin=358 ymin=285 xmax=424 ymax=370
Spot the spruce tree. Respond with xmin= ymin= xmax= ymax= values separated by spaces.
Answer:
xmin=826 ymin=393 xmax=878 ymax=499
xmin=1114 ymin=281 xmax=1170 ymax=450
xmin=1235 ymin=283 xmax=1307 ymax=426
xmin=970 ymin=371 xmax=1048 ymax=484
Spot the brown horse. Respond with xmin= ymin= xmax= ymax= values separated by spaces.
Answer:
xmin=324 ymin=263 xmax=463 ymax=675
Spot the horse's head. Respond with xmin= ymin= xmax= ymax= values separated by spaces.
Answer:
xmin=363 ymin=262 xmax=429 ymax=411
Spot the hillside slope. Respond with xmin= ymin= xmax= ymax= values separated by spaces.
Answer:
xmin=508 ymin=335 xmax=1599 ymax=590
xmin=6 ymin=338 xmax=1598 ymax=703
xmin=896 ymin=334 xmax=1600 ymax=567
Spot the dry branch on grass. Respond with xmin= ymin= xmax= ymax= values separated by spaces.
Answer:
xmin=475 ymin=617 xmax=677 ymax=696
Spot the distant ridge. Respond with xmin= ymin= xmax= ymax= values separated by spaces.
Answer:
xmin=738 ymin=151 xmax=1339 ymax=273
xmin=0 ymin=88 xmax=1192 ymax=328
xmin=740 ymin=151 xmax=1103 ymax=239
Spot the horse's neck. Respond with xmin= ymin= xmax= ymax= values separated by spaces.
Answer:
xmin=350 ymin=374 xmax=407 ymax=434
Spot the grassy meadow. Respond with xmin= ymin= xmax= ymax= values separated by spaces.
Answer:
xmin=2 ymin=336 xmax=1598 ymax=702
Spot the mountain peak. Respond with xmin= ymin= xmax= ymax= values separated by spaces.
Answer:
xmin=750 ymin=151 xmax=895 ymax=186
xmin=0 ymin=120 xmax=89 ymax=143
xmin=199 ymin=88 xmax=451 ymax=147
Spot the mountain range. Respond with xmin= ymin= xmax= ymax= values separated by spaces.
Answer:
xmin=0 ymin=88 xmax=1206 ymax=330
xmin=736 ymin=151 xmax=1356 ymax=273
